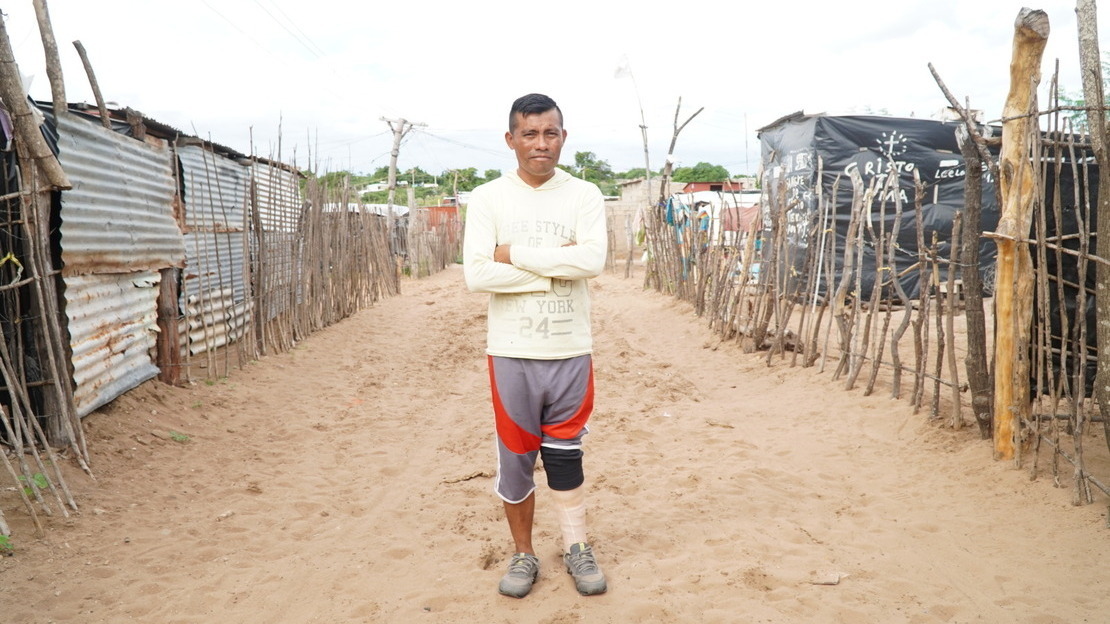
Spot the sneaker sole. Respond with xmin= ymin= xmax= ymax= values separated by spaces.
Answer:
xmin=498 ymin=585 xmax=535 ymax=598
xmin=499 ymin=570 xmax=538 ymax=598
xmin=565 ymin=569 xmax=607 ymax=595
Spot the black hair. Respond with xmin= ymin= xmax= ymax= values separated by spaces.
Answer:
xmin=509 ymin=93 xmax=563 ymax=132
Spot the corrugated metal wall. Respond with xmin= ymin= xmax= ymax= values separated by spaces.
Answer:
xmin=179 ymin=233 xmax=251 ymax=357
xmin=178 ymin=144 xmax=248 ymax=299
xmin=251 ymin=161 xmax=304 ymax=322
xmin=62 ymin=272 xmax=161 ymax=417
xmin=178 ymin=145 xmax=251 ymax=357
xmin=252 ymin=159 xmax=301 ymax=232
xmin=54 ymin=113 xmax=185 ymax=417
xmin=178 ymin=144 xmax=247 ymax=231
xmin=55 ymin=114 xmax=184 ymax=275
xmin=42 ymin=111 xmax=388 ymax=417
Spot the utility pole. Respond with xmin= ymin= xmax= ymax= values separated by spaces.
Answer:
xmin=380 ymin=116 xmax=426 ymax=212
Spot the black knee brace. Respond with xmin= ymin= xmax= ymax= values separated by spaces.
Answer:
xmin=540 ymin=446 xmax=584 ymax=491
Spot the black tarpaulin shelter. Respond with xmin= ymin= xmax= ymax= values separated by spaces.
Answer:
xmin=757 ymin=112 xmax=1001 ymax=300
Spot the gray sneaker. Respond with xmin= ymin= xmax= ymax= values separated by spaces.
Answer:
xmin=498 ymin=553 xmax=540 ymax=598
xmin=563 ymin=542 xmax=607 ymax=595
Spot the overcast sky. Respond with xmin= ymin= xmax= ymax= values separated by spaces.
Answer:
xmin=0 ymin=1 xmax=1103 ymax=177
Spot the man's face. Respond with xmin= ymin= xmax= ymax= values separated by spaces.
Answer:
xmin=505 ymin=109 xmax=566 ymax=186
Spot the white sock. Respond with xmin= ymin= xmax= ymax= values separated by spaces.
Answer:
xmin=549 ymin=486 xmax=588 ymax=551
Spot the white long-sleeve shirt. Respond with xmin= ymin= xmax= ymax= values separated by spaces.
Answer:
xmin=463 ymin=168 xmax=607 ymax=359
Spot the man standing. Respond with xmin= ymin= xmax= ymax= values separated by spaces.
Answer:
xmin=463 ymin=93 xmax=608 ymax=598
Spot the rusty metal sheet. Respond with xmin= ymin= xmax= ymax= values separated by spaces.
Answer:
xmin=63 ymin=271 xmax=161 ymax=418
xmin=54 ymin=113 xmax=185 ymax=276
xmin=178 ymin=287 xmax=252 ymax=357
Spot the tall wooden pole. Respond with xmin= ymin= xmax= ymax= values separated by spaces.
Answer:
xmin=992 ymin=8 xmax=1049 ymax=461
xmin=927 ymin=64 xmax=1000 ymax=440
xmin=72 ymin=40 xmax=112 ymax=129
xmin=1076 ymin=0 xmax=1110 ymax=451
xmin=31 ymin=0 xmax=66 ymax=116
xmin=957 ymin=125 xmax=994 ymax=440
xmin=380 ymin=117 xmax=425 ymax=211
xmin=0 ymin=14 xmax=69 ymax=189
xmin=656 ymin=98 xmax=704 ymax=205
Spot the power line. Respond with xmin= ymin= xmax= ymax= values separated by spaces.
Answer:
xmin=414 ymin=128 xmax=513 ymax=159
xmin=405 ymin=133 xmax=452 ymax=175
xmin=200 ymin=0 xmax=279 ymax=58
xmin=310 ymin=129 xmax=391 ymax=149
xmin=252 ymin=0 xmax=325 ymax=59
xmin=264 ymin=1 xmax=328 ymax=56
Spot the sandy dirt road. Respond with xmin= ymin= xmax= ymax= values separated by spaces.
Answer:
xmin=2 ymin=264 xmax=1108 ymax=623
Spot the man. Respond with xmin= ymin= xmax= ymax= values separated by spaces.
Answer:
xmin=463 ymin=93 xmax=608 ymax=598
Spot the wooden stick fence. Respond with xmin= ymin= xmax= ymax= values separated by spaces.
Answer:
xmin=0 ymin=161 xmax=83 ymax=541
xmin=641 ymin=155 xmax=972 ymax=442
xmin=638 ymin=55 xmax=1110 ymax=509
xmin=404 ymin=207 xmax=462 ymax=279
xmin=1020 ymin=67 xmax=1109 ymax=505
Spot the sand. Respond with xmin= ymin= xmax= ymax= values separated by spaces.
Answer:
xmin=2 ymin=263 xmax=1109 ymax=623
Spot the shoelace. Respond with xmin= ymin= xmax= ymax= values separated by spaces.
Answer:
xmin=508 ymin=555 xmax=537 ymax=575
xmin=567 ymin=548 xmax=598 ymax=574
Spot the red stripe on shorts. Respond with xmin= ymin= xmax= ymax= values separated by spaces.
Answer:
xmin=489 ymin=356 xmax=541 ymax=454
xmin=540 ymin=362 xmax=594 ymax=441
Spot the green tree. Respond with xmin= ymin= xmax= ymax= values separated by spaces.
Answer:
xmin=561 ymin=151 xmax=618 ymax=195
xmin=1060 ymin=54 xmax=1110 ymax=133
xmin=441 ymin=168 xmax=484 ymax=192
xmin=403 ymin=166 xmax=435 ymax=185
xmin=671 ymin=162 xmax=731 ymax=183
xmin=484 ymin=169 xmax=501 ymax=182
xmin=306 ymin=170 xmax=375 ymax=199
xmin=314 ymin=170 xmax=371 ymax=187
xmin=362 ymin=186 xmax=441 ymax=205
xmin=618 ymin=167 xmax=661 ymax=180
xmin=572 ymin=152 xmax=613 ymax=182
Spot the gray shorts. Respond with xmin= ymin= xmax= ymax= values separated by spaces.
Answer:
xmin=487 ymin=354 xmax=593 ymax=503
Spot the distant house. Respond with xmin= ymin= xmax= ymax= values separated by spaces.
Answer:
xmin=440 ymin=191 xmax=472 ymax=207
xmin=616 ymin=177 xmax=682 ymax=207
xmin=604 ymin=178 xmax=683 ymax=255
xmin=358 ymin=182 xmax=390 ymax=194
xmin=680 ymin=180 xmax=751 ymax=193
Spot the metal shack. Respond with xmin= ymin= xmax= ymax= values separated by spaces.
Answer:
xmin=50 ymin=109 xmax=186 ymax=417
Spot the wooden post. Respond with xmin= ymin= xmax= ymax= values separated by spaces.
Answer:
xmin=380 ymin=117 xmax=425 ymax=214
xmin=31 ymin=0 xmax=66 ymax=117
xmin=1076 ymin=0 xmax=1110 ymax=453
xmin=993 ymin=8 xmax=1049 ymax=461
xmin=156 ymin=268 xmax=181 ymax=386
xmin=125 ymin=107 xmax=147 ymax=141
xmin=656 ymin=98 xmax=703 ymax=206
xmin=945 ymin=213 xmax=963 ymax=429
xmin=957 ymin=126 xmax=994 ymax=439
xmin=72 ymin=40 xmax=112 ymax=130
xmin=0 ymin=14 xmax=70 ymax=189
xmin=925 ymin=65 xmax=998 ymax=438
